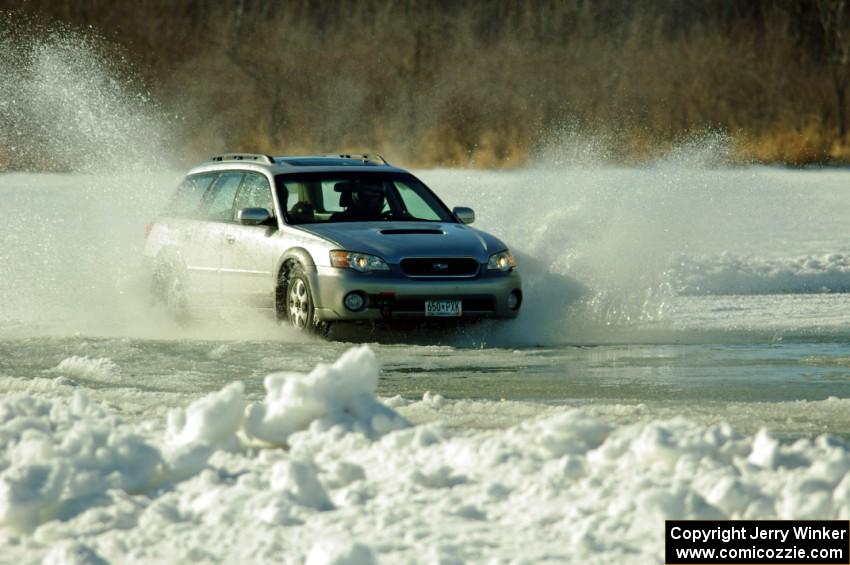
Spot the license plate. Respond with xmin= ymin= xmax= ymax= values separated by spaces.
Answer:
xmin=425 ymin=299 xmax=462 ymax=317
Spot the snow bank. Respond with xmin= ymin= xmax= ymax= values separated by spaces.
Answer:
xmin=0 ymin=345 xmax=407 ymax=537
xmin=675 ymin=253 xmax=850 ymax=295
xmin=0 ymin=390 xmax=160 ymax=533
xmin=6 ymin=347 xmax=850 ymax=562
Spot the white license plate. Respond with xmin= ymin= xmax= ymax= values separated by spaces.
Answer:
xmin=425 ymin=300 xmax=462 ymax=317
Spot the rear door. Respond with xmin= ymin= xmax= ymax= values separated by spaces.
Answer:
xmin=151 ymin=172 xmax=218 ymax=305
xmin=184 ymin=171 xmax=244 ymax=302
xmin=219 ymin=171 xmax=280 ymax=309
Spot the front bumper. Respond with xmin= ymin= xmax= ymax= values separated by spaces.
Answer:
xmin=311 ymin=265 xmax=522 ymax=321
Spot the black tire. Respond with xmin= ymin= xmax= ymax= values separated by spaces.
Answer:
xmin=282 ymin=265 xmax=329 ymax=335
xmin=154 ymin=263 xmax=190 ymax=323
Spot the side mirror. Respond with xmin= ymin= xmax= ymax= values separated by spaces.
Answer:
xmin=453 ymin=206 xmax=475 ymax=225
xmin=237 ymin=207 xmax=272 ymax=225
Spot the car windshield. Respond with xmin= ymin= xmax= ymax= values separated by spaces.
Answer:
xmin=275 ymin=172 xmax=456 ymax=224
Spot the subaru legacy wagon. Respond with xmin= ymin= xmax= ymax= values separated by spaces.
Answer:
xmin=143 ymin=153 xmax=522 ymax=333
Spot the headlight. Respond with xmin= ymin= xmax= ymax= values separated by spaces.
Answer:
xmin=330 ymin=250 xmax=390 ymax=272
xmin=487 ymin=250 xmax=516 ymax=272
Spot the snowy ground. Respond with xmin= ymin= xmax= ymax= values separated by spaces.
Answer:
xmin=3 ymin=165 xmax=850 ymax=563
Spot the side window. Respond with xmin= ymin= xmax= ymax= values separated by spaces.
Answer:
xmin=168 ymin=173 xmax=216 ymax=218
xmin=205 ymin=172 xmax=244 ymax=221
xmin=394 ymin=181 xmax=441 ymax=220
xmin=232 ymin=173 xmax=273 ymax=220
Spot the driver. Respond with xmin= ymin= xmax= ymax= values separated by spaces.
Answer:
xmin=333 ymin=186 xmax=386 ymax=221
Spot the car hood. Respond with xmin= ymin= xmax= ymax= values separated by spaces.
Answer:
xmin=294 ymin=221 xmax=507 ymax=263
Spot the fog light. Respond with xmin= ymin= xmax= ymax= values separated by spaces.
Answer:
xmin=344 ymin=292 xmax=366 ymax=312
xmin=507 ymin=290 xmax=522 ymax=310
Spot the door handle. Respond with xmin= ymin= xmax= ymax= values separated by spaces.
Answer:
xmin=225 ymin=235 xmax=236 ymax=245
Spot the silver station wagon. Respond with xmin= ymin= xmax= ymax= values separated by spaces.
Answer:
xmin=143 ymin=153 xmax=522 ymax=333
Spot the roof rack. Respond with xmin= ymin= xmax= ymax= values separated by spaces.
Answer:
xmin=329 ymin=153 xmax=389 ymax=165
xmin=208 ymin=153 xmax=275 ymax=164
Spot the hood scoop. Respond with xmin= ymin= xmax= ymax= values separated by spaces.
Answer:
xmin=380 ymin=229 xmax=445 ymax=235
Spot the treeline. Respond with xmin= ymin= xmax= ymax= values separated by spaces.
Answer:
xmin=3 ymin=0 xmax=850 ymax=167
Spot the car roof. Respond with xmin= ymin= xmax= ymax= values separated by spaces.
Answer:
xmin=186 ymin=153 xmax=410 ymax=176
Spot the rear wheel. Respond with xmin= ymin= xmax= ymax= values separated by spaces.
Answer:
xmin=154 ymin=263 xmax=190 ymax=323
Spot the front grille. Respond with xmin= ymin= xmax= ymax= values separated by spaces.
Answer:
xmin=400 ymin=257 xmax=479 ymax=277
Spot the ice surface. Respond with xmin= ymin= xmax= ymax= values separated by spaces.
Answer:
xmin=3 ymin=347 xmax=850 ymax=562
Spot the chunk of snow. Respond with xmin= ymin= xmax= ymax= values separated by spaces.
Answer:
xmin=165 ymin=381 xmax=246 ymax=451
xmin=422 ymin=391 xmax=446 ymax=409
xmin=748 ymin=429 xmax=779 ymax=469
xmin=244 ymin=346 xmax=409 ymax=444
xmin=306 ymin=539 xmax=375 ymax=565
xmin=43 ymin=541 xmax=108 ymax=565
xmin=52 ymin=357 xmax=119 ymax=382
xmin=270 ymin=460 xmax=333 ymax=511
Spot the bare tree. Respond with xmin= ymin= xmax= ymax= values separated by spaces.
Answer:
xmin=817 ymin=0 xmax=850 ymax=143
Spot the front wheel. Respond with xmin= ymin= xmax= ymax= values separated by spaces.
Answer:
xmin=283 ymin=266 xmax=329 ymax=335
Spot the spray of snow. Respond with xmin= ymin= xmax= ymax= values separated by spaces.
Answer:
xmin=0 ymin=20 xmax=170 ymax=172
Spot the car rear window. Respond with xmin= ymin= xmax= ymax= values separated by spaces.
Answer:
xmin=167 ymin=173 xmax=216 ymax=218
xmin=205 ymin=172 xmax=244 ymax=221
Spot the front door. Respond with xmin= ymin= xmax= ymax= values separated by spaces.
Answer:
xmin=219 ymin=171 xmax=280 ymax=309
xmin=184 ymin=171 xmax=244 ymax=304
